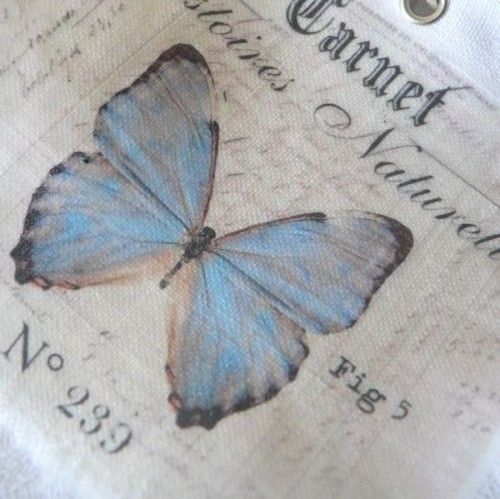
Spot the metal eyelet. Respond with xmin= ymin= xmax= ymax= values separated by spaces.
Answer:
xmin=401 ymin=0 xmax=449 ymax=24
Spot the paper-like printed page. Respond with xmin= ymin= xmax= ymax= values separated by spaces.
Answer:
xmin=0 ymin=1 xmax=498 ymax=498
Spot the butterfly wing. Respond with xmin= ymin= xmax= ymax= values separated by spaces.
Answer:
xmin=166 ymin=254 xmax=309 ymax=429
xmin=11 ymin=152 xmax=183 ymax=289
xmin=94 ymin=44 xmax=218 ymax=231
xmin=12 ymin=44 xmax=218 ymax=288
xmin=213 ymin=211 xmax=413 ymax=334
xmin=166 ymin=211 xmax=411 ymax=428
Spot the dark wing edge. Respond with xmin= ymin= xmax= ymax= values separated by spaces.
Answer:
xmin=327 ymin=212 xmax=413 ymax=332
xmin=373 ymin=213 xmax=414 ymax=273
xmin=318 ymin=212 xmax=413 ymax=333
xmin=10 ymin=157 xmax=83 ymax=289
xmin=198 ymin=119 xmax=219 ymax=227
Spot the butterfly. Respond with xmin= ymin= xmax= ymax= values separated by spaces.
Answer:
xmin=11 ymin=44 xmax=413 ymax=429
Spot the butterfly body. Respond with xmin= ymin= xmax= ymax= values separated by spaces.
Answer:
xmin=160 ymin=226 xmax=216 ymax=288
xmin=183 ymin=226 xmax=217 ymax=261
xmin=11 ymin=44 xmax=413 ymax=429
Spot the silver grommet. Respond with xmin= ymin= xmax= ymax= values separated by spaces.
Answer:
xmin=401 ymin=0 xmax=449 ymax=24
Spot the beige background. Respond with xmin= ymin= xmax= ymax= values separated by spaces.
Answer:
xmin=0 ymin=1 xmax=499 ymax=497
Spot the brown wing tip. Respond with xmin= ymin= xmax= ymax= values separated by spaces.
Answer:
xmin=11 ymin=177 xmax=54 ymax=288
xmin=326 ymin=214 xmax=413 ymax=334
xmin=11 ymin=236 xmax=35 ymax=284
xmin=377 ymin=214 xmax=414 ymax=268
xmin=11 ymin=250 xmax=52 ymax=290
xmin=158 ymin=44 xmax=208 ymax=68
xmin=175 ymin=403 xmax=224 ymax=430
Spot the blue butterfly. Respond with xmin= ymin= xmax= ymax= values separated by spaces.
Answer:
xmin=11 ymin=44 xmax=413 ymax=429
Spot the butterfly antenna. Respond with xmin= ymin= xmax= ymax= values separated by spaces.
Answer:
xmin=159 ymin=259 xmax=184 ymax=289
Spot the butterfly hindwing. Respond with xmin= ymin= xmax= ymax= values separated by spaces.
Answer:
xmin=94 ymin=44 xmax=218 ymax=231
xmin=11 ymin=152 xmax=182 ymax=289
xmin=166 ymin=255 xmax=309 ymax=429
xmin=214 ymin=211 xmax=413 ymax=334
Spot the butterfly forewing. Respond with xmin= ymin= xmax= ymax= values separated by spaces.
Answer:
xmin=11 ymin=152 xmax=182 ymax=288
xmin=94 ymin=44 xmax=218 ymax=232
xmin=213 ymin=211 xmax=413 ymax=334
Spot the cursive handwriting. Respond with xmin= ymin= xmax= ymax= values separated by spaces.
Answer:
xmin=183 ymin=0 xmax=295 ymax=92
xmin=314 ymin=102 xmax=500 ymax=260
